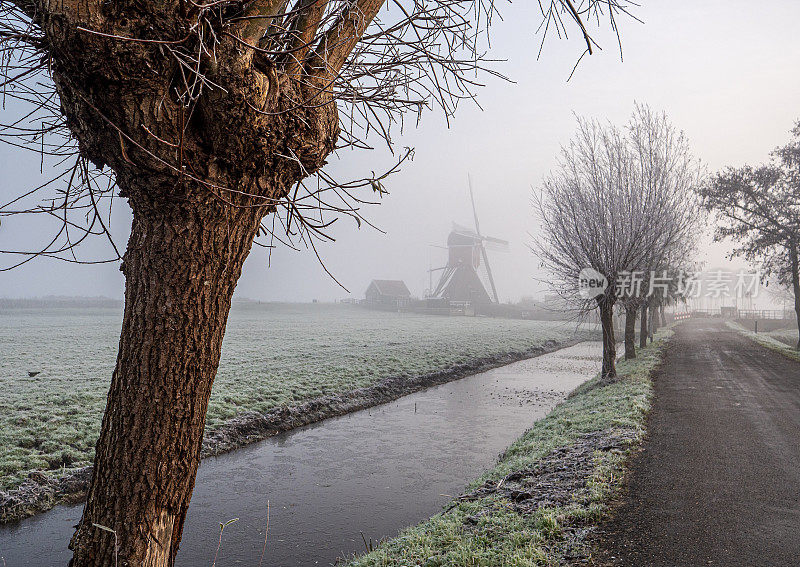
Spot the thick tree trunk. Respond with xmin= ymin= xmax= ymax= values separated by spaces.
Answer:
xmin=791 ymin=241 xmax=800 ymax=350
xmin=34 ymin=5 xmax=338 ymax=565
xmin=69 ymin=192 xmax=263 ymax=566
xmin=599 ymin=297 xmax=617 ymax=380
xmin=659 ymin=304 xmax=666 ymax=327
xmin=639 ymin=299 xmax=648 ymax=349
xmin=624 ymin=305 xmax=637 ymax=359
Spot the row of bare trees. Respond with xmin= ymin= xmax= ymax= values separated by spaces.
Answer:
xmin=533 ymin=104 xmax=703 ymax=379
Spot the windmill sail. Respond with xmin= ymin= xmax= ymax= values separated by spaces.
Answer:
xmin=470 ymin=186 xmax=500 ymax=304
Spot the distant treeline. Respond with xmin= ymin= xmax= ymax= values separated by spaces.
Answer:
xmin=0 ymin=296 xmax=123 ymax=309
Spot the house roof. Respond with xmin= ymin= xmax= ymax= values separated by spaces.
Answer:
xmin=368 ymin=279 xmax=411 ymax=297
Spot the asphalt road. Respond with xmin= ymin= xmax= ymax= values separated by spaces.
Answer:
xmin=593 ymin=320 xmax=800 ymax=567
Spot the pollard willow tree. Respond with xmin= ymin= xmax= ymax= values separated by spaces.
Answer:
xmin=700 ymin=124 xmax=800 ymax=348
xmin=0 ymin=0 xmax=637 ymax=564
xmin=619 ymin=110 xmax=700 ymax=359
xmin=533 ymin=105 xmax=701 ymax=378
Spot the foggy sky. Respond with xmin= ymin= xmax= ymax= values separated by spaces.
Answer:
xmin=2 ymin=1 xmax=800 ymax=304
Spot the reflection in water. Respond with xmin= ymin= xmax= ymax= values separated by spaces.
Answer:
xmin=0 ymin=343 xmax=601 ymax=567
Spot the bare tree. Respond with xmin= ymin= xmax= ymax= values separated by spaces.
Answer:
xmin=533 ymin=105 xmax=701 ymax=377
xmin=766 ymin=280 xmax=796 ymax=314
xmin=700 ymin=125 xmax=800 ymax=347
xmin=622 ymin=106 xmax=701 ymax=357
xmin=0 ymin=0 xmax=638 ymax=564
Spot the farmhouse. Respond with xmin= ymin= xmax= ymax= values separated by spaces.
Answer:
xmin=365 ymin=279 xmax=412 ymax=309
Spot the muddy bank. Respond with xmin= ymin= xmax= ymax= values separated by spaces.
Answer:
xmin=0 ymin=338 xmax=579 ymax=523
xmin=454 ymin=428 xmax=638 ymax=513
xmin=454 ymin=428 xmax=639 ymax=565
xmin=0 ymin=468 xmax=92 ymax=524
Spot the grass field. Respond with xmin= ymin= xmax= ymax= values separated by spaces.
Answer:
xmin=343 ymin=329 xmax=671 ymax=567
xmin=767 ymin=327 xmax=799 ymax=349
xmin=0 ymin=303 xmax=597 ymax=492
xmin=726 ymin=321 xmax=800 ymax=362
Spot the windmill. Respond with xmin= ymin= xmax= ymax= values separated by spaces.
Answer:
xmin=429 ymin=182 xmax=509 ymax=304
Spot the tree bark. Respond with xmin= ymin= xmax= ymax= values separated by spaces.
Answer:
xmin=649 ymin=302 xmax=658 ymax=342
xmin=624 ymin=305 xmax=637 ymax=359
xmin=639 ymin=299 xmax=648 ymax=349
xmin=659 ymin=304 xmax=666 ymax=327
xmin=791 ymin=240 xmax=800 ymax=350
xmin=599 ymin=297 xmax=617 ymax=380
xmin=53 ymin=11 xmax=337 ymax=561
xmin=69 ymin=189 xmax=263 ymax=566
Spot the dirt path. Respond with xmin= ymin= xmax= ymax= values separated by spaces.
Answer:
xmin=593 ymin=319 xmax=800 ymax=567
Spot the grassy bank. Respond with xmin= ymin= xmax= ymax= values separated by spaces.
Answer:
xmin=725 ymin=321 xmax=800 ymax=362
xmin=0 ymin=304 xmax=597 ymax=498
xmin=343 ymin=330 xmax=672 ymax=567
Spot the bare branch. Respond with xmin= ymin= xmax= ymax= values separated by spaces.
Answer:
xmin=283 ymin=0 xmax=330 ymax=75
xmin=307 ymin=0 xmax=385 ymax=79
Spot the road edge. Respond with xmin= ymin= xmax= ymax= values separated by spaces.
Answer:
xmin=725 ymin=321 xmax=800 ymax=362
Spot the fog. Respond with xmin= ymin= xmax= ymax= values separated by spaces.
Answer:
xmin=2 ymin=1 xmax=799 ymax=303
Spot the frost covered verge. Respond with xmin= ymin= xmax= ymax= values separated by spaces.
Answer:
xmin=726 ymin=321 xmax=800 ymax=362
xmin=342 ymin=329 xmax=672 ymax=567
xmin=0 ymin=303 xmax=597 ymax=521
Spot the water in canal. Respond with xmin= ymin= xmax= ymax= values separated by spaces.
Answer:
xmin=0 ymin=342 xmax=601 ymax=566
